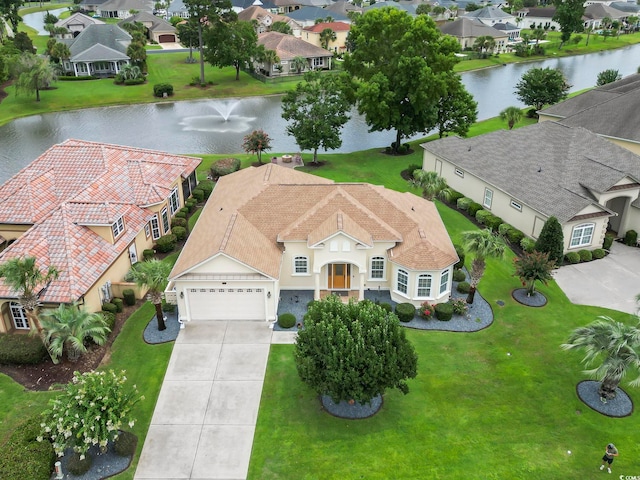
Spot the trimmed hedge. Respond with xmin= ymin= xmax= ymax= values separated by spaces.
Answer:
xmin=185 ymin=199 xmax=197 ymax=213
xmin=173 ymin=226 xmax=187 ymax=242
xmin=192 ymin=189 xmax=204 ymax=202
xmin=0 ymin=333 xmax=48 ymax=365
xmin=123 ymin=289 xmax=136 ymax=306
xmin=435 ymin=302 xmax=453 ymax=321
xmin=457 ymin=281 xmax=471 ymax=294
xmin=624 ymin=229 xmax=638 ymax=247
xmin=123 ymin=77 xmax=145 ymax=86
xmin=520 ymin=237 xmax=536 ymax=253
xmin=484 ymin=214 xmax=503 ymax=232
xmin=379 ymin=302 xmax=392 ymax=313
xmin=506 ymin=228 xmax=525 ymax=245
xmin=153 ymin=83 xmax=173 ymax=97
xmin=457 ymin=197 xmax=472 ymax=211
xmin=453 ymin=269 xmax=466 ymax=282
xmin=112 ymin=297 xmax=124 ymax=313
xmin=278 ymin=313 xmax=296 ymax=328
xmin=198 ymin=180 xmax=214 ymax=199
xmin=143 ymin=249 xmax=155 ymax=261
xmin=468 ymin=202 xmax=483 ymax=217
xmin=171 ymin=217 xmax=188 ymax=229
xmin=211 ymin=158 xmax=241 ymax=178
xmin=174 ymin=211 xmax=187 ymax=219
xmin=592 ymin=248 xmax=606 ymax=259
xmin=475 ymin=209 xmax=492 ymax=225
xmin=447 ymin=190 xmax=465 ymax=205
xmin=565 ymin=251 xmax=580 ymax=264
xmin=58 ymin=75 xmax=95 ymax=81
xmin=0 ymin=415 xmax=55 ymax=480
xmin=395 ymin=303 xmax=416 ymax=322
xmin=454 ymin=244 xmax=465 ymax=269
xmin=603 ymin=234 xmax=614 ymax=250
xmin=155 ymin=234 xmax=177 ymax=253
xmin=102 ymin=302 xmax=118 ymax=314
xmin=578 ymin=249 xmax=592 ymax=262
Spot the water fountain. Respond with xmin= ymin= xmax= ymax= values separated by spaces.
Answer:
xmin=179 ymin=99 xmax=257 ymax=133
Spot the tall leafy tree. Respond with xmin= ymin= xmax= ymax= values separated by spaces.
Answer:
xmin=13 ymin=53 xmax=57 ymax=102
xmin=499 ymin=106 xmax=523 ymax=129
xmin=562 ymin=316 xmax=640 ymax=400
xmin=344 ymin=8 xmax=464 ymax=154
xmin=242 ymin=129 xmax=272 ymax=164
xmin=13 ymin=31 xmax=34 ymax=53
xmin=596 ymin=69 xmax=621 ymax=86
xmin=281 ymin=71 xmax=351 ymax=164
xmin=515 ymin=67 xmax=571 ymax=112
xmin=0 ymin=256 xmax=59 ymax=334
xmin=40 ymin=304 xmax=110 ymax=363
xmin=204 ymin=19 xmax=259 ymax=80
xmin=435 ymin=72 xmax=477 ymax=138
xmin=0 ymin=0 xmax=23 ymax=31
xmin=319 ymin=27 xmax=336 ymax=50
xmin=534 ymin=216 xmax=564 ymax=265
xmin=126 ymin=41 xmax=147 ymax=69
xmin=460 ymin=229 xmax=506 ymax=303
xmin=552 ymin=0 xmax=584 ymax=46
xmin=129 ymin=259 xmax=171 ymax=331
xmin=177 ymin=19 xmax=199 ymax=63
xmin=50 ymin=42 xmax=71 ymax=64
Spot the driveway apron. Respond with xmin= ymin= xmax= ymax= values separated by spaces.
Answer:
xmin=134 ymin=321 xmax=296 ymax=480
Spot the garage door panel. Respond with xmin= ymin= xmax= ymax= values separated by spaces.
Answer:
xmin=187 ymin=288 xmax=265 ymax=321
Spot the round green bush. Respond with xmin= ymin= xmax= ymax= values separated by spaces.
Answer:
xmin=67 ymin=452 xmax=93 ymax=475
xmin=0 ymin=415 xmax=55 ymax=480
xmin=457 ymin=281 xmax=471 ymax=294
xmin=468 ymin=202 xmax=483 ymax=217
xmin=454 ymin=244 xmax=465 ymax=269
xmin=453 ymin=269 xmax=466 ymax=282
xmin=192 ymin=189 xmax=204 ymax=202
xmin=379 ymin=302 xmax=392 ymax=313
xmin=100 ymin=311 xmax=116 ymax=331
xmin=155 ymin=234 xmax=177 ymax=253
xmin=185 ymin=199 xmax=197 ymax=212
xmin=171 ymin=217 xmax=187 ymax=229
xmin=507 ymin=228 xmax=525 ymax=245
xmin=114 ymin=431 xmax=137 ymax=457
xmin=603 ymin=234 xmax=614 ymax=250
xmin=395 ymin=303 xmax=416 ymax=322
xmin=498 ymin=223 xmax=511 ymax=236
xmin=0 ymin=334 xmax=48 ymax=365
xmin=210 ymin=158 xmax=241 ymax=178
xmin=278 ymin=313 xmax=296 ymax=328
xmin=457 ymin=197 xmax=472 ymax=211
xmin=578 ymin=249 xmax=592 ymax=262
xmin=122 ymin=289 xmax=136 ymax=306
xmin=592 ymin=248 xmax=606 ymax=259
xmin=624 ymin=229 xmax=638 ymax=247
xmin=153 ymin=83 xmax=173 ymax=97
xmin=475 ymin=209 xmax=491 ymax=225
xmin=485 ymin=214 xmax=503 ymax=232
xmin=142 ymin=249 xmax=155 ymax=261
xmin=102 ymin=302 xmax=117 ymax=314
xmin=435 ymin=302 xmax=453 ymax=321
xmin=565 ymin=251 xmax=580 ymax=264
xmin=520 ymin=237 xmax=536 ymax=253
xmin=112 ymin=297 xmax=124 ymax=313
xmin=198 ymin=180 xmax=214 ymax=199
xmin=174 ymin=212 xmax=187 ymax=220
xmin=172 ymin=226 xmax=187 ymax=242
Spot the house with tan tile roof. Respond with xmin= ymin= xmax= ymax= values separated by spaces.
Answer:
xmin=301 ymin=21 xmax=350 ymax=53
xmin=166 ymin=164 xmax=458 ymax=322
xmin=0 ymin=140 xmax=200 ymax=333
xmin=238 ymin=5 xmax=302 ymax=35
xmin=256 ymin=31 xmax=333 ymax=75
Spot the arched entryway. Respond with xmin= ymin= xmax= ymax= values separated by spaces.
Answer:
xmin=605 ymin=196 xmax=631 ymax=235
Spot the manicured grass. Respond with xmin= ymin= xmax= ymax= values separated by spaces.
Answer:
xmin=0 ymin=374 xmax=54 ymax=443
xmin=247 ymin=149 xmax=639 ymax=479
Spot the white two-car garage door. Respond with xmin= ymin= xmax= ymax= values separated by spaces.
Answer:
xmin=186 ymin=287 xmax=266 ymax=321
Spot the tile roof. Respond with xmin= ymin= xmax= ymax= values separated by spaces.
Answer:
xmin=258 ymin=31 xmax=333 ymax=60
xmin=0 ymin=140 xmax=201 ymax=303
xmin=421 ymin=122 xmax=640 ymax=223
xmin=304 ymin=21 xmax=350 ymax=32
xmin=171 ymin=164 xmax=457 ymax=281
xmin=237 ymin=5 xmax=292 ymax=24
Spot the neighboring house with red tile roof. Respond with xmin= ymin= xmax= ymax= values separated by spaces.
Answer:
xmin=166 ymin=164 xmax=458 ymax=322
xmin=301 ymin=21 xmax=350 ymax=53
xmin=0 ymin=140 xmax=200 ymax=333
xmin=238 ymin=5 xmax=302 ymax=36
xmin=256 ymin=31 xmax=333 ymax=75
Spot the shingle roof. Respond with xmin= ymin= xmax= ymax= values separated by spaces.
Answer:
xmin=285 ymin=6 xmax=349 ymax=22
xmin=237 ymin=5 xmax=292 ymax=24
xmin=0 ymin=140 xmax=201 ymax=303
xmin=55 ymin=12 xmax=105 ymax=29
xmin=421 ymin=122 xmax=640 ymax=223
xmin=439 ymin=17 xmax=506 ymax=38
xmin=583 ymin=3 xmax=627 ymax=20
xmin=325 ymin=0 xmax=362 ymax=15
xmin=98 ymin=0 xmax=151 ymax=12
xmin=463 ymin=5 xmax=513 ymax=20
xmin=170 ymin=164 xmax=457 ymax=281
xmin=119 ymin=11 xmax=176 ymax=33
xmin=68 ymin=24 xmax=131 ymax=61
xmin=518 ymin=7 xmax=556 ymax=18
xmin=258 ymin=31 xmax=333 ymax=60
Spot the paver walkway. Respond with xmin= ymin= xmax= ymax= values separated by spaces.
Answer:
xmin=134 ymin=321 xmax=295 ymax=480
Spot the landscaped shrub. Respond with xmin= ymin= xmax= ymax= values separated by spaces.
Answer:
xmin=520 ymin=237 xmax=536 ymax=253
xmin=400 ymin=163 xmax=421 ymax=181
xmin=603 ymin=234 xmax=614 ymax=250
xmin=435 ymin=302 xmax=453 ymax=321
xmin=210 ymin=157 xmax=241 ymax=178
xmin=498 ymin=223 xmax=511 ymax=236
xmin=114 ymin=431 xmax=137 ymax=457
xmin=0 ymin=415 xmax=55 ymax=480
xmin=0 ymin=334 xmax=48 ymax=365
xmin=565 ymin=251 xmax=580 ymax=264
xmin=475 ymin=209 xmax=491 ymax=225
xmin=395 ymin=303 xmax=416 ymax=322
xmin=113 ymin=73 xmax=124 ymax=84
xmin=122 ymin=289 xmax=136 ymax=306
xmin=100 ymin=311 xmax=116 ymax=331
xmin=153 ymin=83 xmax=174 ymax=97
xmin=468 ymin=202 xmax=484 ymax=217
xmin=179 ymin=207 xmax=190 ymax=216
xmin=457 ymin=281 xmax=471 ymax=294
xmin=58 ymin=75 xmax=95 ymax=81
xmin=278 ymin=313 xmax=296 ymax=328
xmin=450 ymin=298 xmax=468 ymax=316
xmin=112 ymin=297 xmax=124 ymax=313
xmin=124 ymin=77 xmax=145 ymax=86
xmin=198 ymin=180 xmax=214 ymax=199
xmin=506 ymin=227 xmax=525 ymax=245
xmin=418 ymin=302 xmax=435 ymax=320
xmin=192 ymin=188 xmax=204 ymax=202
xmin=454 ymin=244 xmax=465 ymax=269
xmin=67 ymin=452 xmax=93 ymax=475
xmin=172 ymin=226 xmax=187 ymax=242
xmin=534 ymin=216 xmax=564 ymax=265
xmin=453 ymin=268 xmax=466 ymax=282
xmin=447 ymin=190 xmax=465 ymax=205
xmin=379 ymin=302 xmax=392 ymax=313
xmin=174 ymin=211 xmax=187 ymax=219
xmin=161 ymin=299 xmax=176 ymax=313
xmin=185 ymin=199 xmax=197 ymax=212
xmin=484 ymin=214 xmax=503 ymax=232
xmin=102 ymin=302 xmax=118 ymax=314
xmin=592 ymin=248 xmax=606 ymax=259
xmin=578 ymin=249 xmax=592 ymax=262
xmin=155 ymin=234 xmax=177 ymax=253
xmin=171 ymin=217 xmax=188 ymax=229
xmin=624 ymin=229 xmax=638 ymax=246
xmin=143 ymin=249 xmax=155 ymax=261
xmin=457 ymin=197 xmax=472 ymax=211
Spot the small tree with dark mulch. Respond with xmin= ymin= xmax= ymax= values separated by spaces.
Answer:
xmin=294 ymin=295 xmax=418 ymax=405
xmin=513 ymin=250 xmax=555 ymax=296
xmin=534 ymin=216 xmax=564 ymax=265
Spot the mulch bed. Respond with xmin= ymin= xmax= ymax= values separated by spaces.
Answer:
xmin=0 ymin=300 xmax=144 ymax=391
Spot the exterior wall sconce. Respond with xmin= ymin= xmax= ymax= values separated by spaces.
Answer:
xmin=267 ymin=291 xmax=271 ymax=299
xmin=180 ymin=291 xmax=184 ymax=299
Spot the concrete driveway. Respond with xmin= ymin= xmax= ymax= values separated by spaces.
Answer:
xmin=553 ymin=242 xmax=640 ymax=315
xmin=134 ymin=321 xmax=295 ymax=480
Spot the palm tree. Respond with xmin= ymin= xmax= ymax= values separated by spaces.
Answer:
xmin=411 ymin=170 xmax=448 ymax=201
xmin=532 ymin=27 xmax=546 ymax=45
xmin=129 ymin=259 xmax=171 ymax=331
xmin=259 ymin=49 xmax=280 ymax=75
xmin=40 ymin=303 xmax=110 ymax=363
xmin=561 ymin=316 xmax=640 ymax=400
xmin=499 ymin=106 xmax=523 ymax=129
xmin=121 ymin=64 xmax=142 ymax=80
xmin=291 ymin=56 xmax=307 ymax=74
xmin=0 ymin=257 xmax=59 ymax=334
xmin=460 ymin=229 xmax=506 ymax=303
xmin=319 ymin=28 xmax=337 ymax=50
xmin=473 ymin=35 xmax=496 ymax=56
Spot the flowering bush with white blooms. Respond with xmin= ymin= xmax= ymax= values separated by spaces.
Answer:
xmin=38 ymin=370 xmax=143 ymax=458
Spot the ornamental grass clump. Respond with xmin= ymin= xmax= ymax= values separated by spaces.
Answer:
xmin=39 ymin=370 xmax=143 ymax=459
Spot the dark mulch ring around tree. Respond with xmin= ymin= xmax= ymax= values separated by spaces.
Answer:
xmin=321 ymin=394 xmax=383 ymax=419
xmin=382 ymin=148 xmax=415 ymax=156
xmin=143 ymin=310 xmax=181 ymax=344
xmin=511 ymin=288 xmax=547 ymax=307
xmin=576 ymin=380 xmax=633 ymax=418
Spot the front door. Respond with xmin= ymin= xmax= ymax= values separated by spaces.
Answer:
xmin=328 ymin=263 xmax=350 ymax=289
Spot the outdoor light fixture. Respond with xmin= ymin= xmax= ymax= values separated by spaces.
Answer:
xmin=267 ymin=291 xmax=271 ymax=299
xmin=180 ymin=291 xmax=184 ymax=299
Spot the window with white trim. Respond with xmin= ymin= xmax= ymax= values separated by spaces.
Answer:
xmin=313 ymin=57 xmax=324 ymax=67
xmin=10 ymin=302 xmax=29 ymax=330
xmin=169 ymin=186 xmax=180 ymax=215
xmin=439 ymin=268 xmax=450 ymax=295
xmin=397 ymin=269 xmax=408 ymax=294
xmin=455 ymin=168 xmax=464 ymax=178
xmin=417 ymin=274 xmax=432 ymax=297
xmin=145 ymin=224 xmax=151 ymax=238
xmin=293 ymin=256 xmax=308 ymax=274
xmin=510 ymin=200 xmax=522 ymax=211
xmin=150 ymin=216 xmax=161 ymax=240
xmin=370 ymin=256 xmax=385 ymax=279
xmin=570 ymin=223 xmax=595 ymax=248
xmin=342 ymin=240 xmax=350 ymax=252
xmin=111 ymin=215 xmax=125 ymax=239
xmin=330 ymin=240 xmax=338 ymax=252
xmin=483 ymin=188 xmax=493 ymax=209
xmin=161 ymin=207 xmax=170 ymax=234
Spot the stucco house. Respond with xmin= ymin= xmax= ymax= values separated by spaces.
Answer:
xmin=285 ymin=7 xmax=350 ymax=27
xmin=462 ymin=6 xmax=515 ymax=27
xmin=256 ymin=31 xmax=333 ymax=75
xmin=97 ymin=0 xmax=152 ymax=18
xmin=583 ymin=3 xmax=628 ymax=29
xmin=439 ymin=17 xmax=510 ymax=52
xmin=301 ymin=21 xmax=350 ymax=53
xmin=238 ymin=5 xmax=302 ymax=36
xmin=54 ymin=12 xmax=105 ymax=38
xmin=118 ymin=11 xmax=178 ymax=43
xmin=515 ymin=7 xmax=560 ymax=30
xmin=421 ymin=122 xmax=640 ymax=252
xmin=0 ymin=140 xmax=200 ymax=334
xmin=538 ymin=73 xmax=640 ymax=156
xmin=166 ymin=164 xmax=458 ymax=322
